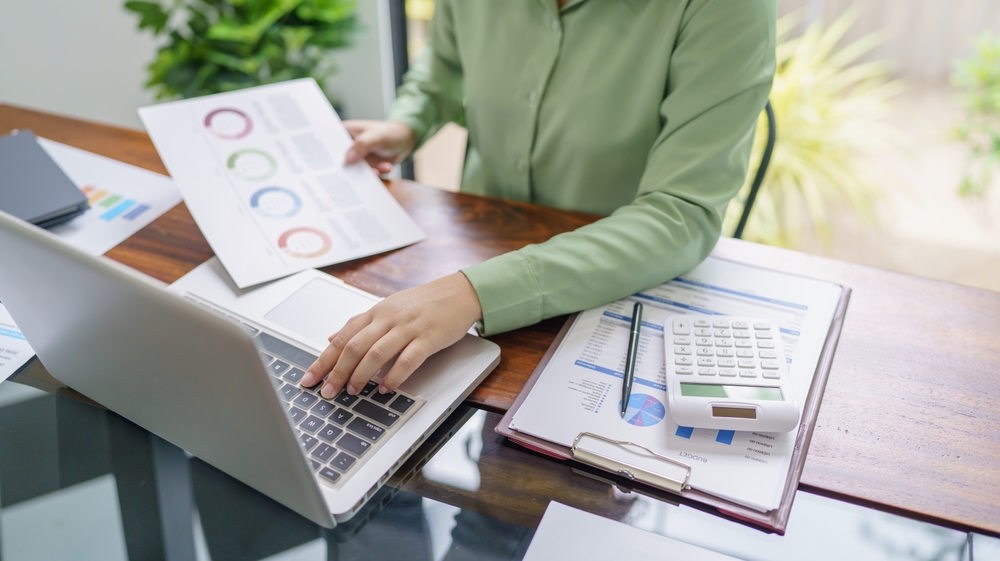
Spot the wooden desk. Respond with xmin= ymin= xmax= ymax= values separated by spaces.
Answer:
xmin=2 ymin=104 xmax=998 ymax=536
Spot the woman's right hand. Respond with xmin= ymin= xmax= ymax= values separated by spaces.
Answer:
xmin=343 ymin=120 xmax=417 ymax=175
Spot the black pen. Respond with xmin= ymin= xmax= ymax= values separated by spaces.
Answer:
xmin=620 ymin=301 xmax=643 ymax=418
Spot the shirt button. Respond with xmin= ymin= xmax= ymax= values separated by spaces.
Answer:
xmin=528 ymin=91 xmax=538 ymax=104
xmin=550 ymin=20 xmax=560 ymax=32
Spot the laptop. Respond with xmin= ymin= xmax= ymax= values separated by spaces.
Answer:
xmin=0 ymin=209 xmax=500 ymax=528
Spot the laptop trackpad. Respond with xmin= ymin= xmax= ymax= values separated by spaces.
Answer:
xmin=264 ymin=279 xmax=376 ymax=347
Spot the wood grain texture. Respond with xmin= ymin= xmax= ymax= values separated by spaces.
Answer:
xmin=3 ymin=103 xmax=999 ymax=535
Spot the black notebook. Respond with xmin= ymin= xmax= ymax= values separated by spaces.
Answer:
xmin=0 ymin=130 xmax=88 ymax=228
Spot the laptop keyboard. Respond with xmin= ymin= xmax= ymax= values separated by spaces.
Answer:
xmin=182 ymin=294 xmax=424 ymax=489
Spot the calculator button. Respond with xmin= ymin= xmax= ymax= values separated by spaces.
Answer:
xmin=696 ymin=347 xmax=714 ymax=356
xmin=737 ymin=349 xmax=754 ymax=358
xmin=762 ymin=370 xmax=781 ymax=379
xmin=739 ymin=369 xmax=758 ymax=378
xmin=761 ymin=360 xmax=780 ymax=370
xmin=738 ymin=359 xmax=756 ymax=369
xmin=716 ymin=348 xmax=734 ymax=357
xmin=712 ymin=320 xmax=730 ymax=328
xmin=713 ymin=329 xmax=731 ymax=337
xmin=697 ymin=358 xmax=716 ymax=367
xmin=674 ymin=337 xmax=691 ymax=345
xmin=754 ymin=322 xmax=770 ymax=330
xmin=694 ymin=319 xmax=711 ymax=328
xmin=718 ymin=358 xmax=736 ymax=368
xmin=675 ymin=356 xmax=693 ymax=366
xmin=735 ymin=339 xmax=752 ymax=348
xmin=758 ymin=350 xmax=777 ymax=359
xmin=757 ymin=341 xmax=775 ymax=349
xmin=674 ymin=346 xmax=691 ymax=355
xmin=696 ymin=337 xmax=713 ymax=346
xmin=675 ymin=367 xmax=694 ymax=375
xmin=672 ymin=319 xmax=691 ymax=335
xmin=695 ymin=328 xmax=712 ymax=337
xmin=698 ymin=368 xmax=717 ymax=376
xmin=755 ymin=331 xmax=773 ymax=340
xmin=732 ymin=321 xmax=749 ymax=329
xmin=733 ymin=330 xmax=751 ymax=339
xmin=714 ymin=338 xmax=732 ymax=347
xmin=719 ymin=368 xmax=737 ymax=377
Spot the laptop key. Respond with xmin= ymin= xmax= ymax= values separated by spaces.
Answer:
xmin=256 ymin=332 xmax=319 ymax=369
xmin=370 ymin=391 xmax=394 ymax=405
xmin=331 ymin=452 xmax=356 ymax=472
xmin=337 ymin=433 xmax=372 ymax=456
xmin=260 ymin=352 xmax=274 ymax=365
xmin=311 ymin=400 xmax=336 ymax=418
xmin=299 ymin=434 xmax=319 ymax=451
xmin=269 ymin=376 xmax=282 ymax=388
xmin=317 ymin=424 xmax=343 ymax=443
xmin=283 ymin=367 xmax=305 ymax=383
xmin=389 ymin=395 xmax=415 ymax=414
xmin=268 ymin=360 xmax=290 ymax=376
xmin=279 ymin=384 xmax=300 ymax=401
xmin=300 ymin=415 xmax=324 ymax=433
xmin=318 ymin=467 xmax=341 ymax=484
xmin=347 ymin=417 xmax=385 ymax=442
xmin=311 ymin=443 xmax=336 ymax=462
xmin=334 ymin=392 xmax=358 ymax=407
xmin=293 ymin=392 xmax=319 ymax=409
xmin=353 ymin=400 xmax=399 ymax=427
xmin=329 ymin=409 xmax=353 ymax=426
xmin=359 ymin=381 xmax=378 ymax=396
xmin=311 ymin=460 xmax=322 ymax=472
xmin=288 ymin=407 xmax=307 ymax=424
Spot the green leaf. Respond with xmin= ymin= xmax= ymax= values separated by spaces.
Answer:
xmin=124 ymin=1 xmax=171 ymax=33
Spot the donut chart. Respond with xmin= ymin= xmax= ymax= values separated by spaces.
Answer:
xmin=620 ymin=393 xmax=665 ymax=427
xmin=250 ymin=187 xmax=302 ymax=219
xmin=227 ymin=149 xmax=277 ymax=181
xmin=278 ymin=227 xmax=332 ymax=258
xmin=204 ymin=108 xmax=253 ymax=139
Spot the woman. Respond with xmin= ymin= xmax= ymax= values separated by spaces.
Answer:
xmin=300 ymin=0 xmax=777 ymax=398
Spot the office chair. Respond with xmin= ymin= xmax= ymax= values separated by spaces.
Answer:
xmin=732 ymin=100 xmax=776 ymax=240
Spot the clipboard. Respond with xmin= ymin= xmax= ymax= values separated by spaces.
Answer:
xmin=496 ymin=279 xmax=851 ymax=534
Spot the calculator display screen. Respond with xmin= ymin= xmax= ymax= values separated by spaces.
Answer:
xmin=680 ymin=383 xmax=783 ymax=401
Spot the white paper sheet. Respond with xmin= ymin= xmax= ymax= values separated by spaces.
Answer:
xmin=138 ymin=79 xmax=426 ymax=289
xmin=38 ymin=138 xmax=182 ymax=256
xmin=0 ymin=305 xmax=34 ymax=383
xmin=523 ymin=502 xmax=742 ymax=561
xmin=509 ymin=257 xmax=843 ymax=512
xmin=1 ymin=141 xmax=182 ymax=384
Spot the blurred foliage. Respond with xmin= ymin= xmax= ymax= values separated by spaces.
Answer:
xmin=405 ymin=0 xmax=434 ymax=21
xmin=124 ymin=0 xmax=358 ymax=100
xmin=952 ymin=33 xmax=1000 ymax=197
xmin=724 ymin=9 xmax=901 ymax=248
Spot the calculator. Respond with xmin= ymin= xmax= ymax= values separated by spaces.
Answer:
xmin=663 ymin=315 xmax=800 ymax=432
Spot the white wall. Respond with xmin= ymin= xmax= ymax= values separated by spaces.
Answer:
xmin=0 ymin=0 xmax=394 ymax=130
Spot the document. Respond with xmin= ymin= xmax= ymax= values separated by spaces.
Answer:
xmin=523 ymin=502 xmax=741 ymax=561
xmin=509 ymin=257 xmax=843 ymax=511
xmin=139 ymin=79 xmax=426 ymax=288
xmin=0 ymin=305 xmax=33 ymax=383
xmin=38 ymin=138 xmax=182 ymax=255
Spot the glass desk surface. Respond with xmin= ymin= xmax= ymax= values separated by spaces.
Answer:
xmin=0 ymin=381 xmax=996 ymax=561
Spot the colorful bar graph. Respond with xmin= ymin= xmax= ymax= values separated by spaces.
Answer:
xmin=715 ymin=430 xmax=735 ymax=445
xmin=82 ymin=186 xmax=95 ymax=195
xmin=122 ymin=204 xmax=150 ymax=221
xmin=675 ymin=426 xmax=694 ymax=439
xmin=100 ymin=199 xmax=135 ymax=221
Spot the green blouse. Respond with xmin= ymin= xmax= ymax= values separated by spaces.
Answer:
xmin=386 ymin=0 xmax=776 ymax=335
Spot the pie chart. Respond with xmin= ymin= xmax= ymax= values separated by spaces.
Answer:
xmin=620 ymin=393 xmax=665 ymax=427
xmin=204 ymin=107 xmax=253 ymax=139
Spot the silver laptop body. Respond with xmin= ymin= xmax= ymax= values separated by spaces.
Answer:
xmin=0 ymin=210 xmax=500 ymax=527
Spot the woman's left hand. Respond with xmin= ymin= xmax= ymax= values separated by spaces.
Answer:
xmin=300 ymin=272 xmax=483 ymax=398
